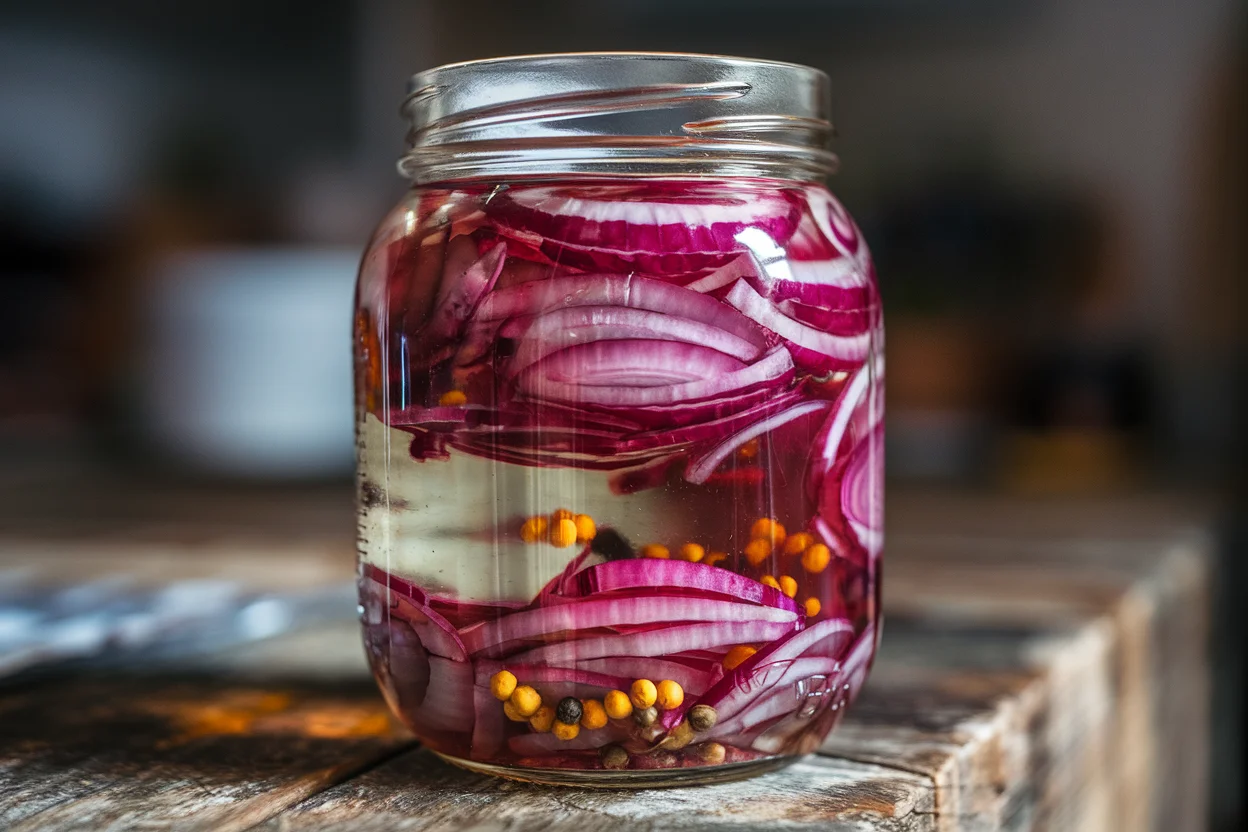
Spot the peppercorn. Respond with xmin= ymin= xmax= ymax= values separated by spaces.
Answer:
xmin=629 ymin=679 xmax=658 ymax=709
xmin=723 ymin=644 xmax=757 ymax=671
xmin=687 ymin=704 xmax=718 ymax=732
xmin=600 ymin=744 xmax=630 ymax=770
xmin=438 ymin=390 xmax=467 ymax=406
xmin=580 ymin=699 xmax=608 ymax=730
xmin=489 ymin=669 xmax=517 ymax=701
xmin=677 ymin=542 xmax=705 ymax=563
xmin=529 ymin=705 xmax=556 ymax=733
xmin=778 ymin=574 xmax=798 ymax=598
xmin=804 ymin=596 xmax=822 ymax=617
xmin=696 ymin=742 xmax=727 ymax=765
xmin=519 ymin=516 xmax=548 ymax=543
xmin=634 ymin=706 xmax=659 ymax=727
xmin=801 ymin=543 xmax=831 ymax=573
xmin=655 ymin=679 xmax=684 ymax=710
xmin=603 ymin=689 xmax=633 ymax=720
xmin=640 ymin=543 xmax=670 ymax=559
xmin=782 ymin=532 xmax=813 ymax=557
xmin=510 ymin=685 xmax=541 ymax=717
xmin=743 ymin=538 xmax=772 ymax=567
xmin=553 ymin=721 xmax=580 ymax=741
xmin=555 ymin=696 xmax=583 ymax=726
xmin=573 ymin=513 xmax=597 ymax=543
xmin=549 ymin=518 xmax=578 ymax=548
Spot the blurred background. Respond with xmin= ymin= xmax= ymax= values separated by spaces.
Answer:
xmin=1 ymin=0 xmax=1243 ymax=827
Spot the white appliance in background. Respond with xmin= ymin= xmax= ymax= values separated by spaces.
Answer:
xmin=141 ymin=248 xmax=360 ymax=478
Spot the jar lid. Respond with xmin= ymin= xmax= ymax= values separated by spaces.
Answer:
xmin=400 ymin=52 xmax=836 ymax=184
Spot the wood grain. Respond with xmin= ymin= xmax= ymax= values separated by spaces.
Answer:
xmin=0 ymin=486 xmax=1213 ymax=830
xmin=0 ymin=676 xmax=413 ymax=832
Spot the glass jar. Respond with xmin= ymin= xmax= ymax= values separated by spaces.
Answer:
xmin=354 ymin=53 xmax=883 ymax=787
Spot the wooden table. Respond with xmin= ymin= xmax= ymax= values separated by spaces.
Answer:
xmin=0 ymin=481 xmax=1212 ymax=831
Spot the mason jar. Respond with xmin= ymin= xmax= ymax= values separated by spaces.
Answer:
xmin=354 ymin=53 xmax=883 ymax=786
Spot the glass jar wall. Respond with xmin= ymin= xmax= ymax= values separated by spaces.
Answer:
xmin=354 ymin=54 xmax=883 ymax=786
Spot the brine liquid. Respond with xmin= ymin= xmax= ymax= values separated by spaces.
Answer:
xmin=353 ymin=178 xmax=882 ymax=777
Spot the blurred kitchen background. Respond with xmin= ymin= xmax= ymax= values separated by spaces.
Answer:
xmin=1 ymin=0 xmax=1244 ymax=827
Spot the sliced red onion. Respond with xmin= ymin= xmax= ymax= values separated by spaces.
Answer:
xmin=471 ymin=684 xmax=503 ymax=760
xmin=807 ymin=361 xmax=871 ymax=492
xmin=559 ymin=656 xmax=717 ymax=696
xmin=478 ymin=275 xmax=769 ymax=347
xmin=725 ymin=280 xmax=869 ymax=372
xmin=410 ymin=241 xmax=506 ymax=357
xmin=410 ymin=656 xmax=475 ymax=733
xmin=461 ymin=595 xmax=796 ymax=655
xmin=509 ymin=727 xmax=630 ymax=756
xmin=562 ymin=559 xmax=799 ymax=614
xmin=777 ymin=298 xmax=871 ymax=337
xmin=509 ymin=619 xmax=798 ymax=666
xmin=390 ymin=596 xmax=470 ymax=662
xmin=808 ymin=188 xmax=862 ymax=259
xmin=517 ymin=337 xmax=749 ymax=392
xmin=515 ymin=344 xmax=793 ymax=410
xmin=489 ymin=185 xmax=802 ymax=277
xmin=842 ymin=423 xmax=884 ymax=560
xmin=665 ymin=617 xmax=854 ymax=730
xmin=473 ymin=661 xmax=633 ymax=695
xmin=506 ymin=307 xmax=764 ymax=384
xmin=687 ymin=399 xmax=832 ymax=484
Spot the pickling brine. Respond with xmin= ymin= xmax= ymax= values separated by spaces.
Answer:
xmin=355 ymin=54 xmax=883 ymax=787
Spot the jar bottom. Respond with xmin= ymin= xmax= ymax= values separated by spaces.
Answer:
xmin=433 ymin=751 xmax=798 ymax=789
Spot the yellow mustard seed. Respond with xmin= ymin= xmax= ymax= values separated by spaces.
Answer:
xmin=778 ymin=575 xmax=798 ymax=598
xmin=760 ymin=575 xmax=781 ymax=591
xmin=529 ymin=705 xmax=556 ymax=733
xmin=438 ymin=390 xmax=468 ymax=406
xmin=750 ymin=517 xmax=786 ymax=547
xmin=509 ymin=685 xmax=541 ymax=717
xmin=573 ymin=514 xmax=597 ymax=543
xmin=519 ymin=516 xmax=548 ymax=543
xmin=804 ymin=597 xmax=822 ymax=617
xmin=801 ymin=543 xmax=831 ymax=573
xmin=548 ymin=518 xmax=578 ymax=548
xmin=489 ymin=669 xmax=517 ymax=701
xmin=677 ymin=543 xmax=705 ymax=563
xmin=743 ymin=538 xmax=772 ymax=567
xmin=782 ymin=532 xmax=814 ymax=557
xmin=552 ymin=721 xmax=580 ymax=741
xmin=640 ymin=543 xmax=670 ymax=560
xmin=580 ymin=699 xmax=609 ymax=730
xmin=723 ymin=644 xmax=757 ymax=671
xmin=738 ymin=438 xmax=760 ymax=459
xmin=503 ymin=700 xmax=528 ymax=722
xmin=629 ymin=678 xmax=658 ymax=709
xmin=704 ymin=551 xmax=729 ymax=568
xmin=655 ymin=680 xmax=684 ymax=710
xmin=550 ymin=508 xmax=575 ymax=522
xmin=603 ymin=689 xmax=633 ymax=720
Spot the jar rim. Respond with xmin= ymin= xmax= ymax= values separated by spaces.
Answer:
xmin=400 ymin=52 xmax=836 ymax=185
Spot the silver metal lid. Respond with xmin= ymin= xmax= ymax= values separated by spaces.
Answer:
xmin=400 ymin=52 xmax=836 ymax=184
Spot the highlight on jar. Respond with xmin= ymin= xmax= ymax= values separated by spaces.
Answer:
xmin=354 ymin=177 xmax=884 ymax=781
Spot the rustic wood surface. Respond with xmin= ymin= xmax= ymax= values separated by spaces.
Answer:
xmin=0 ymin=484 xmax=1212 ymax=831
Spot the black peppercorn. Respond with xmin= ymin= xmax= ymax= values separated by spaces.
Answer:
xmin=687 ymin=704 xmax=718 ymax=732
xmin=555 ymin=696 xmax=583 ymax=725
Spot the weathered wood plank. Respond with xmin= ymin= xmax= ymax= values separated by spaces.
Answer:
xmin=251 ymin=748 xmax=936 ymax=832
xmin=0 ymin=676 xmax=413 ymax=832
